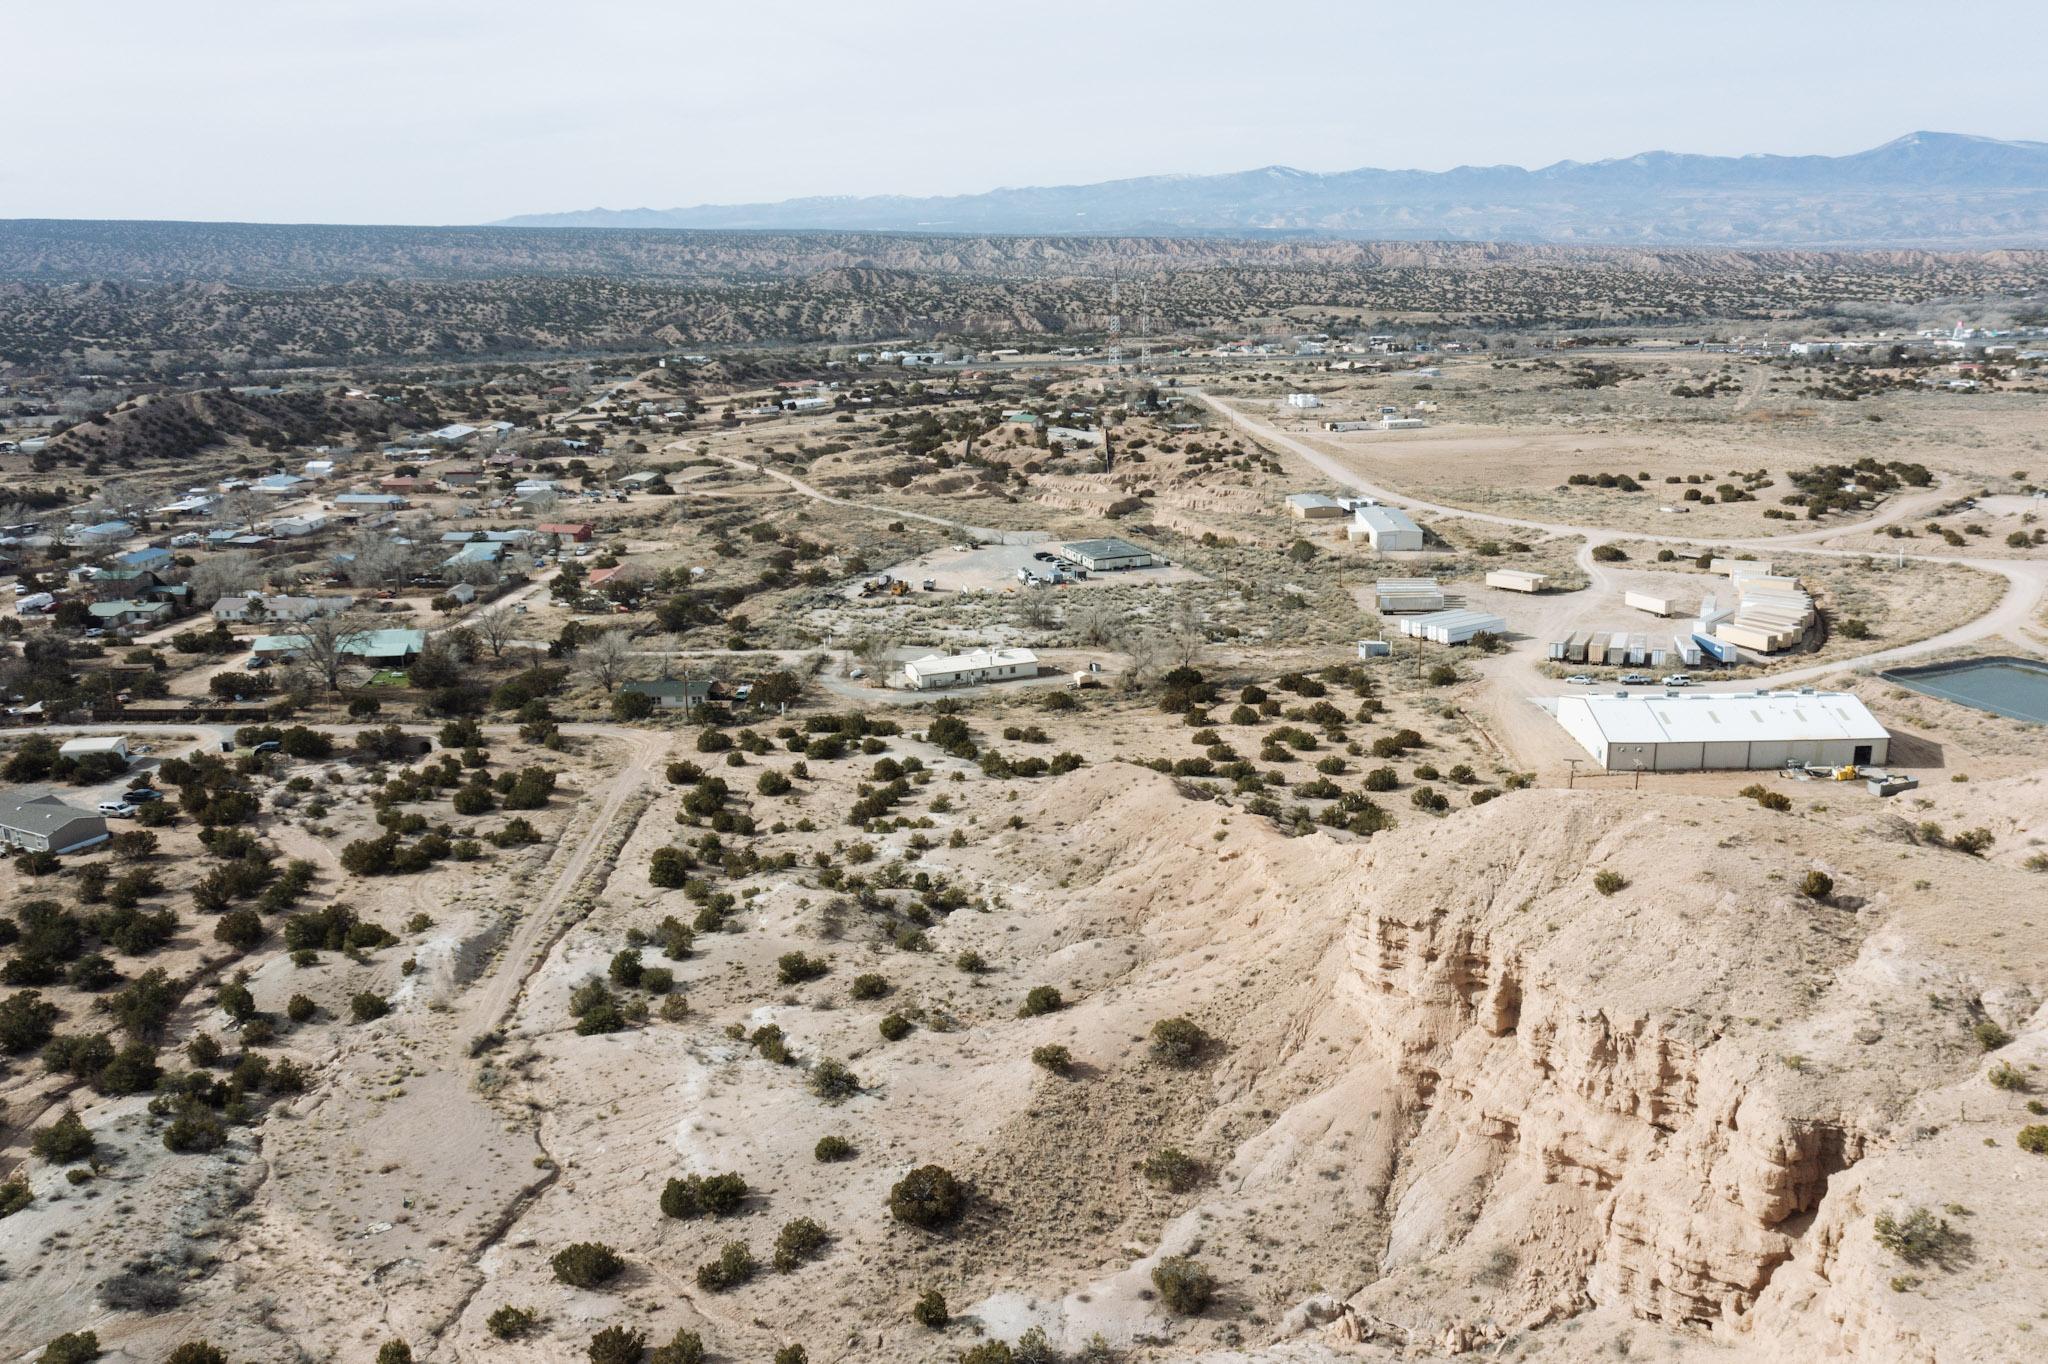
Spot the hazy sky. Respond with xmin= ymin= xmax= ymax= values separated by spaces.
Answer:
xmin=6 ymin=0 xmax=2044 ymax=224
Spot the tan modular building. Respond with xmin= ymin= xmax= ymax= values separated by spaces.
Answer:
xmin=1554 ymin=690 xmax=1889 ymax=772
xmin=0 ymin=795 xmax=111 ymax=855
xmin=1285 ymin=493 xmax=1347 ymax=520
xmin=1485 ymin=570 xmax=1548 ymax=593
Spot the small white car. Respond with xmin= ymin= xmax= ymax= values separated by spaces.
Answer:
xmin=1564 ymin=673 xmax=1596 ymax=685
xmin=96 ymin=801 xmax=137 ymax=818
xmin=1661 ymin=674 xmax=1693 ymax=687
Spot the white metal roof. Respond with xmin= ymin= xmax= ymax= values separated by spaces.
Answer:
xmin=1414 ymin=609 xmax=1505 ymax=631
xmin=906 ymin=647 xmax=1038 ymax=674
xmin=1286 ymin=493 xmax=1344 ymax=509
xmin=1353 ymin=506 xmax=1420 ymax=534
xmin=1564 ymin=691 xmax=1888 ymax=746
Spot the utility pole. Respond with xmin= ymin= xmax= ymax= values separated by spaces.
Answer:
xmin=1565 ymin=757 xmax=1582 ymax=789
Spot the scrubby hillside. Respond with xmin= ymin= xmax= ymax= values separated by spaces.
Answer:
xmin=3 ymin=748 xmax=2038 ymax=1363
xmin=29 ymin=388 xmax=419 ymax=471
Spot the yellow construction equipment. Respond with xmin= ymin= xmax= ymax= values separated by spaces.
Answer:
xmin=1833 ymin=765 xmax=1859 ymax=782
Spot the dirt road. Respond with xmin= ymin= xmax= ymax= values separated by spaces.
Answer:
xmin=1199 ymin=390 xmax=2048 ymax=772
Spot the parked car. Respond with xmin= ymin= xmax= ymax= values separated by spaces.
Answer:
xmin=245 ymin=656 xmax=272 ymax=670
xmin=96 ymin=801 xmax=137 ymax=818
xmin=124 ymin=788 xmax=164 ymax=803
xmin=251 ymin=740 xmax=281 ymax=755
xmin=1661 ymin=674 xmax=1693 ymax=687
xmin=1564 ymin=673 xmax=1596 ymax=685
xmin=1619 ymin=672 xmax=1653 ymax=685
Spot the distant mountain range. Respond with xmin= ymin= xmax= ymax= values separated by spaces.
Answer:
xmin=495 ymin=132 xmax=2048 ymax=246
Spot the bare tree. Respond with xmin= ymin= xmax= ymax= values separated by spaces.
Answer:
xmin=216 ymin=490 xmax=268 ymax=534
xmin=1070 ymin=598 xmax=1120 ymax=648
xmin=469 ymin=603 xmax=523 ymax=660
xmin=1167 ymin=596 xmax=1207 ymax=670
xmin=847 ymin=630 xmax=897 ymax=683
xmin=1015 ymin=593 xmax=1056 ymax=631
xmin=1120 ymin=630 xmax=1166 ymax=690
xmin=573 ymin=629 xmax=634 ymax=693
xmin=291 ymin=611 xmax=378 ymax=691
xmin=186 ymin=553 xmax=262 ymax=606
xmin=338 ymin=532 xmax=414 ymax=589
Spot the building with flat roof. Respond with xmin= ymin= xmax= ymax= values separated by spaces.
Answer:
xmin=0 ymin=795 xmax=110 ymax=855
xmin=1285 ymin=493 xmax=1347 ymax=520
xmin=1054 ymin=538 xmax=1154 ymax=572
xmin=904 ymin=647 xmax=1039 ymax=690
xmin=1348 ymin=506 xmax=1424 ymax=551
xmin=1554 ymin=690 xmax=1889 ymax=772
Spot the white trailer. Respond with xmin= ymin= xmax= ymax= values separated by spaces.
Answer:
xmin=1625 ymin=591 xmax=1674 ymax=617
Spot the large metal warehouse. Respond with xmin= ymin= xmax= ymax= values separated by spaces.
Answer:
xmin=1554 ymin=689 xmax=1889 ymax=772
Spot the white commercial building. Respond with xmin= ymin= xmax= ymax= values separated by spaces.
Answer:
xmin=1348 ymin=505 xmax=1424 ymax=551
xmin=903 ymin=647 xmax=1039 ymax=690
xmin=1398 ymin=608 xmax=1506 ymax=645
xmin=1554 ymin=690 xmax=1890 ymax=772
xmin=1284 ymin=393 xmax=1322 ymax=409
xmin=1055 ymin=537 xmax=1155 ymax=572
xmin=1374 ymin=578 xmax=1445 ymax=614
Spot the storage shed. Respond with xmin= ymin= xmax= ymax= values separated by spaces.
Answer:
xmin=1285 ymin=494 xmax=1347 ymax=520
xmin=58 ymin=736 xmax=128 ymax=762
xmin=1554 ymin=690 xmax=1889 ymax=772
xmin=1348 ymin=506 xmax=1423 ymax=551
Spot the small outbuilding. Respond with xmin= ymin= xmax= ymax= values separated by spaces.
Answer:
xmin=59 ymin=735 xmax=129 ymax=762
xmin=1485 ymin=570 xmax=1548 ymax=593
xmin=1285 ymin=493 xmax=1347 ymax=520
xmin=1348 ymin=506 xmax=1424 ymax=551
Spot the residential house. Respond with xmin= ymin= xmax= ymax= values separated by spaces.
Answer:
xmin=213 ymin=593 xmax=354 ymax=623
xmin=0 ymin=795 xmax=110 ymax=855
xmin=537 ymin=522 xmax=595 ymax=543
xmin=87 ymin=599 xmax=172 ymax=629
xmin=621 ymin=678 xmax=717 ymax=712
xmin=251 ymin=627 xmax=425 ymax=664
